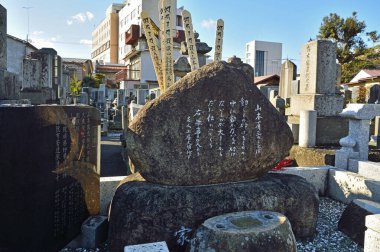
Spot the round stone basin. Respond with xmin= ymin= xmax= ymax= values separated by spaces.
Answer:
xmin=189 ymin=211 xmax=297 ymax=252
xmin=207 ymin=211 xmax=286 ymax=234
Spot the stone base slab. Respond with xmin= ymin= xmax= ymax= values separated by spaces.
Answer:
xmin=109 ymin=173 xmax=319 ymax=252
xmin=289 ymin=94 xmax=344 ymax=117
xmin=358 ymin=161 xmax=380 ymax=180
xmin=271 ymin=166 xmax=331 ymax=196
xmin=289 ymin=145 xmax=336 ymax=166
xmin=100 ymin=176 xmax=127 ymax=216
xmin=328 ymin=169 xmax=380 ymax=204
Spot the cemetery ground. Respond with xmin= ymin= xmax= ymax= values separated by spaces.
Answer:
xmin=61 ymin=131 xmax=364 ymax=252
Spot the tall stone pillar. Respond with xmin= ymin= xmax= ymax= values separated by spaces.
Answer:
xmin=279 ymin=60 xmax=297 ymax=100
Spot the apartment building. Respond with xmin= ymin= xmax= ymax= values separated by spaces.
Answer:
xmin=117 ymin=0 xmax=185 ymax=93
xmin=91 ymin=3 xmax=125 ymax=64
xmin=245 ymin=40 xmax=282 ymax=77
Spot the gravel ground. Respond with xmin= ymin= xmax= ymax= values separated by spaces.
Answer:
xmin=297 ymin=197 xmax=362 ymax=252
xmin=61 ymin=197 xmax=363 ymax=252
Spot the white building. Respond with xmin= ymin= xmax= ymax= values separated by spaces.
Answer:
xmin=245 ymin=40 xmax=282 ymax=77
xmin=91 ymin=3 xmax=125 ymax=64
xmin=117 ymin=0 xmax=184 ymax=96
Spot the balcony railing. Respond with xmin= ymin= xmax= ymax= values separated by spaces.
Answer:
xmin=115 ymin=69 xmax=140 ymax=82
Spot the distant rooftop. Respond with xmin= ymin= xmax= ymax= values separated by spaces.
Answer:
xmin=6 ymin=34 xmax=38 ymax=51
xmin=362 ymin=69 xmax=380 ymax=77
xmin=62 ymin=58 xmax=91 ymax=64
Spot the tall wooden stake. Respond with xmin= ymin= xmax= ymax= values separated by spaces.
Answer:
xmin=141 ymin=11 xmax=164 ymax=92
xmin=214 ymin=19 xmax=224 ymax=62
xmin=182 ymin=10 xmax=199 ymax=71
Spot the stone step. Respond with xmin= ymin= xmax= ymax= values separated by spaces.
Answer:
xmin=328 ymin=169 xmax=380 ymax=204
xmin=358 ymin=161 xmax=380 ymax=180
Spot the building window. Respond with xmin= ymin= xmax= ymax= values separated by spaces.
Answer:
xmin=138 ymin=5 xmax=142 ymax=14
xmin=131 ymin=10 xmax=136 ymax=19
xmin=246 ymin=44 xmax=250 ymax=52
xmin=246 ymin=53 xmax=251 ymax=58
xmin=255 ymin=50 xmax=265 ymax=76
xmin=176 ymin=15 xmax=183 ymax=27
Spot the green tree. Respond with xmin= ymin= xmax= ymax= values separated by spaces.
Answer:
xmin=318 ymin=12 xmax=378 ymax=64
xmin=70 ymin=76 xmax=82 ymax=95
xmin=81 ymin=73 xmax=105 ymax=89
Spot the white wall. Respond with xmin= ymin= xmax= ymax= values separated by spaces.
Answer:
xmin=351 ymin=70 xmax=371 ymax=83
xmin=245 ymin=40 xmax=282 ymax=76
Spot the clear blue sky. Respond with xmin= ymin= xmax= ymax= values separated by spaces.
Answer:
xmin=1 ymin=0 xmax=379 ymax=65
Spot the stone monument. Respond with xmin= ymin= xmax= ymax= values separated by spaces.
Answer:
xmin=0 ymin=105 xmax=101 ymax=251
xmin=180 ymin=32 xmax=212 ymax=68
xmin=279 ymin=60 xmax=297 ymax=102
xmin=287 ymin=40 xmax=347 ymax=145
xmin=108 ymin=62 xmax=319 ymax=251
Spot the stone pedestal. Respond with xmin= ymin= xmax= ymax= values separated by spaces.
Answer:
xmin=0 ymin=105 xmax=101 ymax=251
xmin=109 ymin=173 xmax=319 ymax=252
xmin=299 ymin=110 xmax=317 ymax=148
xmin=188 ymin=211 xmax=296 ymax=252
xmin=289 ymin=94 xmax=344 ymax=117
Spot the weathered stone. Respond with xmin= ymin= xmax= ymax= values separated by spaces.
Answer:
xmin=300 ymin=40 xmax=337 ymax=95
xmin=227 ymin=55 xmax=255 ymax=83
xmin=108 ymin=173 xmax=319 ymax=252
xmin=338 ymin=199 xmax=380 ymax=246
xmin=279 ymin=60 xmax=297 ymax=100
xmin=188 ymin=211 xmax=297 ymax=252
xmin=0 ymin=105 xmax=100 ymax=251
xmin=173 ymin=56 xmax=191 ymax=78
xmin=126 ymin=61 xmax=293 ymax=185
xmin=365 ymin=214 xmax=380 ymax=252
xmin=124 ymin=241 xmax=169 ymax=252
xmin=272 ymin=166 xmax=331 ymax=196
xmin=289 ymin=145 xmax=336 ymax=167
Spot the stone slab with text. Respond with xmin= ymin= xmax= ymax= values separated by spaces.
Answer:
xmin=0 ymin=105 xmax=100 ymax=251
xmin=126 ymin=61 xmax=293 ymax=186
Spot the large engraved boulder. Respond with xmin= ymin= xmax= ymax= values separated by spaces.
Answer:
xmin=126 ymin=61 xmax=293 ymax=185
xmin=108 ymin=173 xmax=319 ymax=252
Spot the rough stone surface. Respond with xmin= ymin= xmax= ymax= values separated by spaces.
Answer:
xmin=338 ymin=199 xmax=380 ymax=246
xmin=365 ymin=214 xmax=380 ymax=252
xmin=0 ymin=105 xmax=101 ymax=251
xmin=188 ymin=211 xmax=297 ymax=252
xmin=289 ymin=145 xmax=336 ymax=167
xmin=124 ymin=241 xmax=169 ymax=252
xmin=126 ymin=61 xmax=293 ymax=185
xmin=272 ymin=166 xmax=331 ymax=196
xmin=279 ymin=60 xmax=297 ymax=100
xmin=108 ymin=173 xmax=319 ymax=252
xmin=299 ymin=40 xmax=337 ymax=95
xmin=227 ymin=55 xmax=255 ymax=84
xmin=290 ymin=94 xmax=344 ymax=117
xmin=328 ymin=169 xmax=380 ymax=204
xmin=358 ymin=161 xmax=380 ymax=180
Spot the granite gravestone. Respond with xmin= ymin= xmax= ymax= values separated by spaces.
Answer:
xmin=368 ymin=85 xmax=380 ymax=104
xmin=279 ymin=60 xmax=297 ymax=101
xmin=0 ymin=105 xmax=100 ymax=251
xmin=110 ymin=62 xmax=319 ymax=251
xmin=126 ymin=61 xmax=293 ymax=185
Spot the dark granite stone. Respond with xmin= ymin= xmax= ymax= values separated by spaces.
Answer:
xmin=126 ymin=61 xmax=293 ymax=185
xmin=0 ymin=105 xmax=100 ymax=252
xmin=338 ymin=199 xmax=380 ymax=246
xmin=108 ymin=173 xmax=319 ymax=252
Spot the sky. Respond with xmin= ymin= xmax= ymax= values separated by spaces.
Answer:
xmin=1 ymin=0 xmax=379 ymax=65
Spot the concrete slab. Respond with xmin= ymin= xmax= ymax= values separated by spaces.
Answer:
xmin=328 ymin=169 xmax=380 ymax=204
xmin=124 ymin=241 xmax=169 ymax=252
xmin=359 ymin=161 xmax=380 ymax=180
xmin=271 ymin=166 xmax=331 ymax=196
xmin=365 ymin=214 xmax=380 ymax=252
xmin=100 ymin=176 xmax=127 ymax=216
